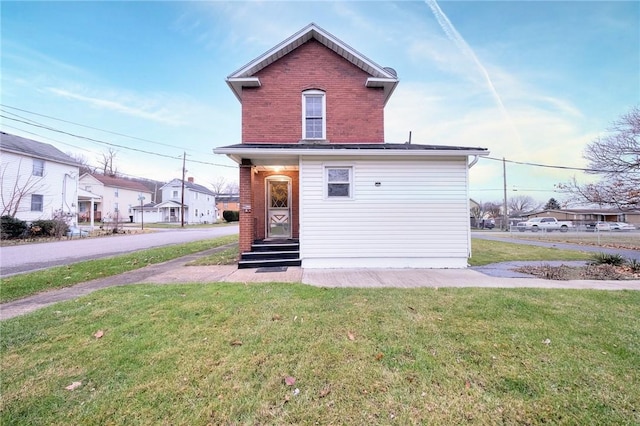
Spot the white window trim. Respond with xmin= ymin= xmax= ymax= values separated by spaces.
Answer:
xmin=302 ymin=90 xmax=326 ymax=140
xmin=324 ymin=165 xmax=354 ymax=200
xmin=32 ymin=159 xmax=44 ymax=177
xmin=31 ymin=194 xmax=44 ymax=211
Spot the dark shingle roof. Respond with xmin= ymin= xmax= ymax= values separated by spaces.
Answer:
xmin=88 ymin=173 xmax=152 ymax=192
xmin=0 ymin=132 xmax=80 ymax=166
xmin=220 ymin=143 xmax=488 ymax=152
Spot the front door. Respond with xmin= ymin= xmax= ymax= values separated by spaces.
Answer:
xmin=266 ymin=178 xmax=291 ymax=239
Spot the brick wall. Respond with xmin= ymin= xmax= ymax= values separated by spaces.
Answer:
xmin=252 ymin=170 xmax=300 ymax=240
xmin=241 ymin=39 xmax=386 ymax=143
xmin=238 ymin=165 xmax=254 ymax=252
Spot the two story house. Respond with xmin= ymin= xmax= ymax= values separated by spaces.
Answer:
xmin=1 ymin=132 xmax=80 ymax=224
xmin=78 ymin=173 xmax=153 ymax=225
xmin=215 ymin=23 xmax=489 ymax=269
xmin=150 ymin=178 xmax=216 ymax=224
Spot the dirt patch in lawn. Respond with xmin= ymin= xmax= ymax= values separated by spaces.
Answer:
xmin=516 ymin=263 xmax=640 ymax=280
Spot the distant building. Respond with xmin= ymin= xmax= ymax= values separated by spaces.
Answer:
xmin=1 ymin=132 xmax=80 ymax=223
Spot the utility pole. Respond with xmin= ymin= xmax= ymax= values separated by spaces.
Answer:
xmin=503 ymin=157 xmax=508 ymax=231
xmin=181 ymin=152 xmax=186 ymax=228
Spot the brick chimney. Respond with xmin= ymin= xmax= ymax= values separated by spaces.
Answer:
xmin=188 ymin=177 xmax=194 ymax=183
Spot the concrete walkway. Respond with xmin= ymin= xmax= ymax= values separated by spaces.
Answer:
xmin=2 ymin=251 xmax=639 ymax=321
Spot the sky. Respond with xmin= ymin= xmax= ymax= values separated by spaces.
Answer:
xmin=1 ymin=1 xmax=638 ymax=206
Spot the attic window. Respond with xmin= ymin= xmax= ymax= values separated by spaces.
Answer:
xmin=302 ymin=90 xmax=326 ymax=140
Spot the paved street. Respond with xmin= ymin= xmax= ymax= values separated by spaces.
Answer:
xmin=0 ymin=224 xmax=238 ymax=277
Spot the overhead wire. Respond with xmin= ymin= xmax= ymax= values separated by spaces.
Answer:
xmin=0 ymin=115 xmax=236 ymax=168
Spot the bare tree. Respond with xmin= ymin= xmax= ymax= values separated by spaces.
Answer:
xmin=508 ymin=195 xmax=541 ymax=216
xmin=224 ymin=181 xmax=239 ymax=194
xmin=97 ymin=148 xmax=118 ymax=176
xmin=66 ymin=152 xmax=96 ymax=175
xmin=210 ymin=176 xmax=227 ymax=195
xmin=1 ymin=159 xmax=48 ymax=217
xmin=558 ymin=106 xmax=640 ymax=209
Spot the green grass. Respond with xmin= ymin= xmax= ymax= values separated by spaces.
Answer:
xmin=186 ymin=246 xmax=239 ymax=266
xmin=1 ymin=284 xmax=638 ymax=424
xmin=0 ymin=235 xmax=238 ymax=303
xmin=142 ymin=222 xmax=234 ymax=229
xmin=469 ymin=238 xmax=593 ymax=266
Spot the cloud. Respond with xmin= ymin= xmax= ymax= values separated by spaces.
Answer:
xmin=47 ymin=87 xmax=191 ymax=126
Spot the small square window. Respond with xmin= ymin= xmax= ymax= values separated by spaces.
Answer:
xmin=32 ymin=159 xmax=44 ymax=177
xmin=172 ymin=190 xmax=179 ymax=198
xmin=326 ymin=167 xmax=352 ymax=198
xmin=31 ymin=194 xmax=44 ymax=211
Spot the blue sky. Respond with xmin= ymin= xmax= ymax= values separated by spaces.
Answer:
xmin=2 ymin=1 xmax=638 ymax=206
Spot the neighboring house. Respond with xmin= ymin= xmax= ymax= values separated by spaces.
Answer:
xmin=0 ymin=132 xmax=80 ymax=224
xmin=215 ymin=23 xmax=489 ymax=268
xmin=525 ymin=209 xmax=640 ymax=227
xmin=216 ymin=193 xmax=240 ymax=220
xmin=147 ymin=177 xmax=216 ymax=224
xmin=78 ymin=173 xmax=152 ymax=225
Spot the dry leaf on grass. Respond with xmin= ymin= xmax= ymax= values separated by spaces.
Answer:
xmin=319 ymin=385 xmax=331 ymax=398
xmin=230 ymin=340 xmax=243 ymax=346
xmin=375 ymin=353 xmax=384 ymax=361
xmin=93 ymin=330 xmax=104 ymax=339
xmin=65 ymin=381 xmax=82 ymax=391
xmin=284 ymin=376 xmax=296 ymax=386
xmin=347 ymin=332 xmax=355 ymax=341
xmin=272 ymin=314 xmax=281 ymax=321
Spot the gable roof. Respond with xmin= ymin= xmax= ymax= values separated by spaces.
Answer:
xmin=227 ymin=23 xmax=399 ymax=105
xmin=83 ymin=173 xmax=152 ymax=193
xmin=162 ymin=178 xmax=216 ymax=196
xmin=0 ymin=132 xmax=79 ymax=167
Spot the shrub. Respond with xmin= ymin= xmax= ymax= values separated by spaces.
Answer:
xmin=627 ymin=259 xmax=640 ymax=273
xmin=222 ymin=210 xmax=240 ymax=222
xmin=0 ymin=215 xmax=27 ymax=239
xmin=29 ymin=220 xmax=56 ymax=237
xmin=589 ymin=252 xmax=625 ymax=266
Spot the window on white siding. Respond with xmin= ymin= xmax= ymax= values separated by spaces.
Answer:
xmin=114 ymin=188 xmax=119 ymax=197
xmin=194 ymin=192 xmax=199 ymax=200
xmin=32 ymin=159 xmax=44 ymax=177
xmin=31 ymin=194 xmax=44 ymax=211
xmin=326 ymin=167 xmax=352 ymax=198
xmin=302 ymin=90 xmax=326 ymax=140
xmin=172 ymin=190 xmax=179 ymax=198
xmin=114 ymin=202 xmax=119 ymax=212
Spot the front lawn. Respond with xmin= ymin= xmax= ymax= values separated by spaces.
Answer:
xmin=1 ymin=284 xmax=638 ymax=424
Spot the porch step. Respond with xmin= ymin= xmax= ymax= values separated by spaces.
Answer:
xmin=238 ymin=239 xmax=301 ymax=269
xmin=238 ymin=258 xmax=301 ymax=269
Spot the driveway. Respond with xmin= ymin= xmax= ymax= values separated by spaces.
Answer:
xmin=0 ymin=224 xmax=238 ymax=277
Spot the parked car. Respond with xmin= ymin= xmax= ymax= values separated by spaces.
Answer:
xmin=516 ymin=217 xmax=573 ymax=232
xmin=66 ymin=226 xmax=89 ymax=238
xmin=586 ymin=221 xmax=635 ymax=232
xmin=610 ymin=222 xmax=636 ymax=231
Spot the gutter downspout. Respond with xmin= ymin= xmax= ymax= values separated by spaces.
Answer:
xmin=466 ymin=155 xmax=479 ymax=262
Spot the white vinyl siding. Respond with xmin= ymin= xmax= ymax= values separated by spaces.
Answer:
xmin=300 ymin=156 xmax=470 ymax=268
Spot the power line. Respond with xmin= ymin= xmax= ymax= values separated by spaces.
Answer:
xmin=1 ymin=104 xmax=217 ymax=156
xmin=482 ymin=156 xmax=606 ymax=173
xmin=0 ymin=116 xmax=237 ymax=169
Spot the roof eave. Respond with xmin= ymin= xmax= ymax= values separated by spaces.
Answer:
xmin=214 ymin=146 xmax=490 ymax=164
xmin=226 ymin=77 xmax=261 ymax=103
xmin=227 ymin=23 xmax=398 ymax=81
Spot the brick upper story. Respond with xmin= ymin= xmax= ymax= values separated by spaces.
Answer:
xmin=241 ymin=39 xmax=386 ymax=144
